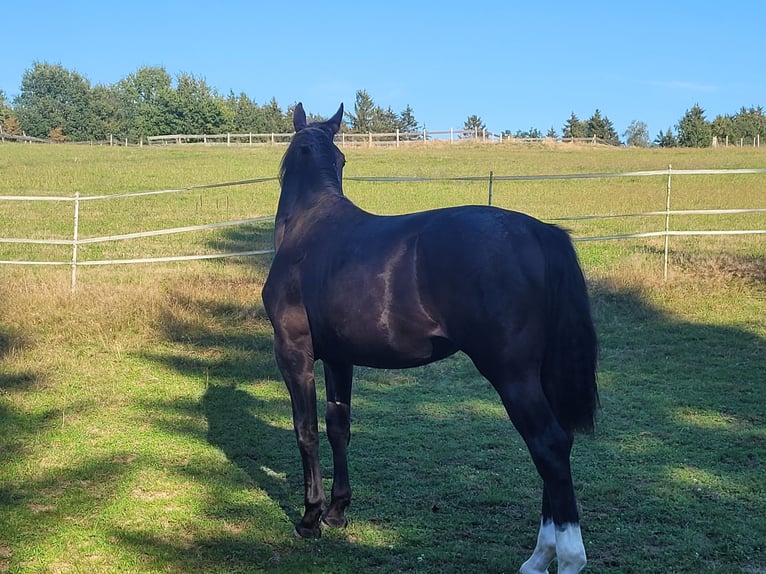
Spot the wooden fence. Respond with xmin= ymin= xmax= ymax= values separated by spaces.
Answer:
xmin=146 ymin=130 xmax=618 ymax=147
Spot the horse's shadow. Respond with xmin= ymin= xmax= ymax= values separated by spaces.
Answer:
xmin=203 ymin=382 xmax=302 ymax=526
xmin=136 ymin=223 xmax=765 ymax=572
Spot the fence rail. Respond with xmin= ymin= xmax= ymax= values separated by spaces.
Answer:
xmin=146 ymin=130 xmax=620 ymax=147
xmin=1 ymin=167 xmax=764 ymax=291
xmin=145 ymin=128 xmax=506 ymax=147
xmin=2 ymin=128 xmax=622 ymax=148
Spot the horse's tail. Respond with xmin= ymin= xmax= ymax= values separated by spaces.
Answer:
xmin=537 ymin=223 xmax=599 ymax=434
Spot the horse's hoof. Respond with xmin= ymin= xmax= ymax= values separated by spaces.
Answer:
xmin=292 ymin=524 xmax=321 ymax=538
xmin=321 ymin=515 xmax=349 ymax=529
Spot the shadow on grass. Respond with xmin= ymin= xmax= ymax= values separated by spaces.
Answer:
xmin=122 ymin=239 xmax=766 ymax=573
xmin=585 ymin=280 xmax=765 ymax=571
xmin=0 ymin=327 xmax=44 ymax=462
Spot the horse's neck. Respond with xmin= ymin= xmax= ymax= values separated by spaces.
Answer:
xmin=276 ymin=182 xmax=340 ymax=221
xmin=274 ymin=184 xmax=349 ymax=250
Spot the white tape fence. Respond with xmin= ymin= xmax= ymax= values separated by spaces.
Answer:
xmin=1 ymin=167 xmax=764 ymax=291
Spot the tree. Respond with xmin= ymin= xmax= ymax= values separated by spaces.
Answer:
xmin=623 ymin=120 xmax=650 ymax=147
xmin=463 ymin=114 xmax=486 ymax=138
xmin=732 ymin=106 xmax=766 ymax=144
xmin=261 ymin=97 xmax=290 ymax=133
xmin=344 ymin=90 xmax=418 ymax=137
xmin=515 ymin=127 xmax=543 ymax=139
xmin=0 ymin=90 xmax=19 ymax=135
xmin=14 ymin=62 xmax=97 ymax=140
xmin=711 ymin=114 xmax=735 ymax=146
xmin=546 ymin=127 xmax=558 ymax=139
xmin=0 ymin=89 xmax=10 ymax=124
xmin=346 ymin=90 xmax=376 ymax=133
xmin=49 ymin=126 xmax=66 ymax=142
xmin=676 ymin=104 xmax=712 ymax=147
xmin=115 ymin=66 xmax=177 ymax=141
xmin=562 ymin=112 xmax=585 ymax=139
xmin=654 ymin=127 xmax=678 ymax=148
xmin=398 ymin=105 xmax=419 ymax=134
xmin=2 ymin=115 xmax=22 ymax=136
xmin=373 ymin=105 xmax=399 ymax=132
xmin=585 ymin=109 xmax=620 ymax=144
xmin=89 ymin=84 xmax=122 ymax=140
xmin=175 ymin=73 xmax=227 ymax=134
xmin=227 ymin=91 xmax=264 ymax=132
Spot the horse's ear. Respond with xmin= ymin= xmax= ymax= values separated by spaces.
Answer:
xmin=293 ymin=102 xmax=307 ymax=132
xmin=327 ymin=103 xmax=344 ymax=135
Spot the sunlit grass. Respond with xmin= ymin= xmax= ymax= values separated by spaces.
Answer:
xmin=1 ymin=142 xmax=764 ymax=573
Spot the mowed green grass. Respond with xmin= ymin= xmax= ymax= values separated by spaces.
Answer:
xmin=0 ymin=142 xmax=764 ymax=573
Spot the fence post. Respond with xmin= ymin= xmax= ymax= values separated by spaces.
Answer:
xmin=663 ymin=165 xmax=672 ymax=282
xmin=488 ymin=171 xmax=494 ymax=206
xmin=70 ymin=192 xmax=81 ymax=294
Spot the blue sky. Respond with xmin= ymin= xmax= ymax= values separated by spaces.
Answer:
xmin=3 ymin=1 xmax=764 ymax=139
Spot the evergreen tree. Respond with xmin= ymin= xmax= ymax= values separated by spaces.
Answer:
xmin=398 ymin=104 xmax=419 ymax=134
xmin=261 ymin=97 xmax=289 ymax=133
xmin=585 ymin=109 xmax=620 ymax=144
xmin=654 ymin=127 xmax=678 ymax=147
xmin=677 ymin=104 xmax=712 ymax=147
xmin=463 ymin=114 xmax=486 ymax=138
xmin=515 ymin=127 xmax=543 ymax=139
xmin=346 ymin=90 xmax=376 ymax=133
xmin=227 ymin=92 xmax=264 ymax=132
xmin=374 ymin=106 xmax=399 ymax=132
xmin=562 ymin=112 xmax=585 ymax=138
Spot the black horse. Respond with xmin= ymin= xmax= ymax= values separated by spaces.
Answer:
xmin=262 ymin=103 xmax=599 ymax=574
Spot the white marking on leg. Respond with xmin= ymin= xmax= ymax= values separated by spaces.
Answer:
xmin=518 ymin=519 xmax=555 ymax=574
xmin=555 ymin=523 xmax=587 ymax=574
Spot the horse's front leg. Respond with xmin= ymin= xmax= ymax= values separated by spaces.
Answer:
xmin=274 ymin=331 xmax=325 ymax=538
xmin=322 ymin=360 xmax=354 ymax=529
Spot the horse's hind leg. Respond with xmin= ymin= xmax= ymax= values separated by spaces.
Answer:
xmin=322 ymin=360 xmax=353 ymax=529
xmin=487 ymin=372 xmax=587 ymax=574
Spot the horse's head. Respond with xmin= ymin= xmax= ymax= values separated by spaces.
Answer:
xmin=275 ymin=103 xmax=347 ymax=250
xmin=291 ymin=102 xmax=346 ymax=186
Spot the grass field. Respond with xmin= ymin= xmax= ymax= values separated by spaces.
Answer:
xmin=1 ymin=142 xmax=764 ymax=573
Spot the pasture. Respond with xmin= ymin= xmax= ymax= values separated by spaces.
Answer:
xmin=1 ymin=143 xmax=764 ymax=573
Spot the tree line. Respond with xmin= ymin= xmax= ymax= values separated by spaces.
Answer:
xmin=1 ymin=62 xmax=765 ymax=147
xmin=0 ymin=63 xmax=421 ymax=144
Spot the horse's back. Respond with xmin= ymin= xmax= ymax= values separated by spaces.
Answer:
xmin=295 ymin=205 xmax=553 ymax=368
